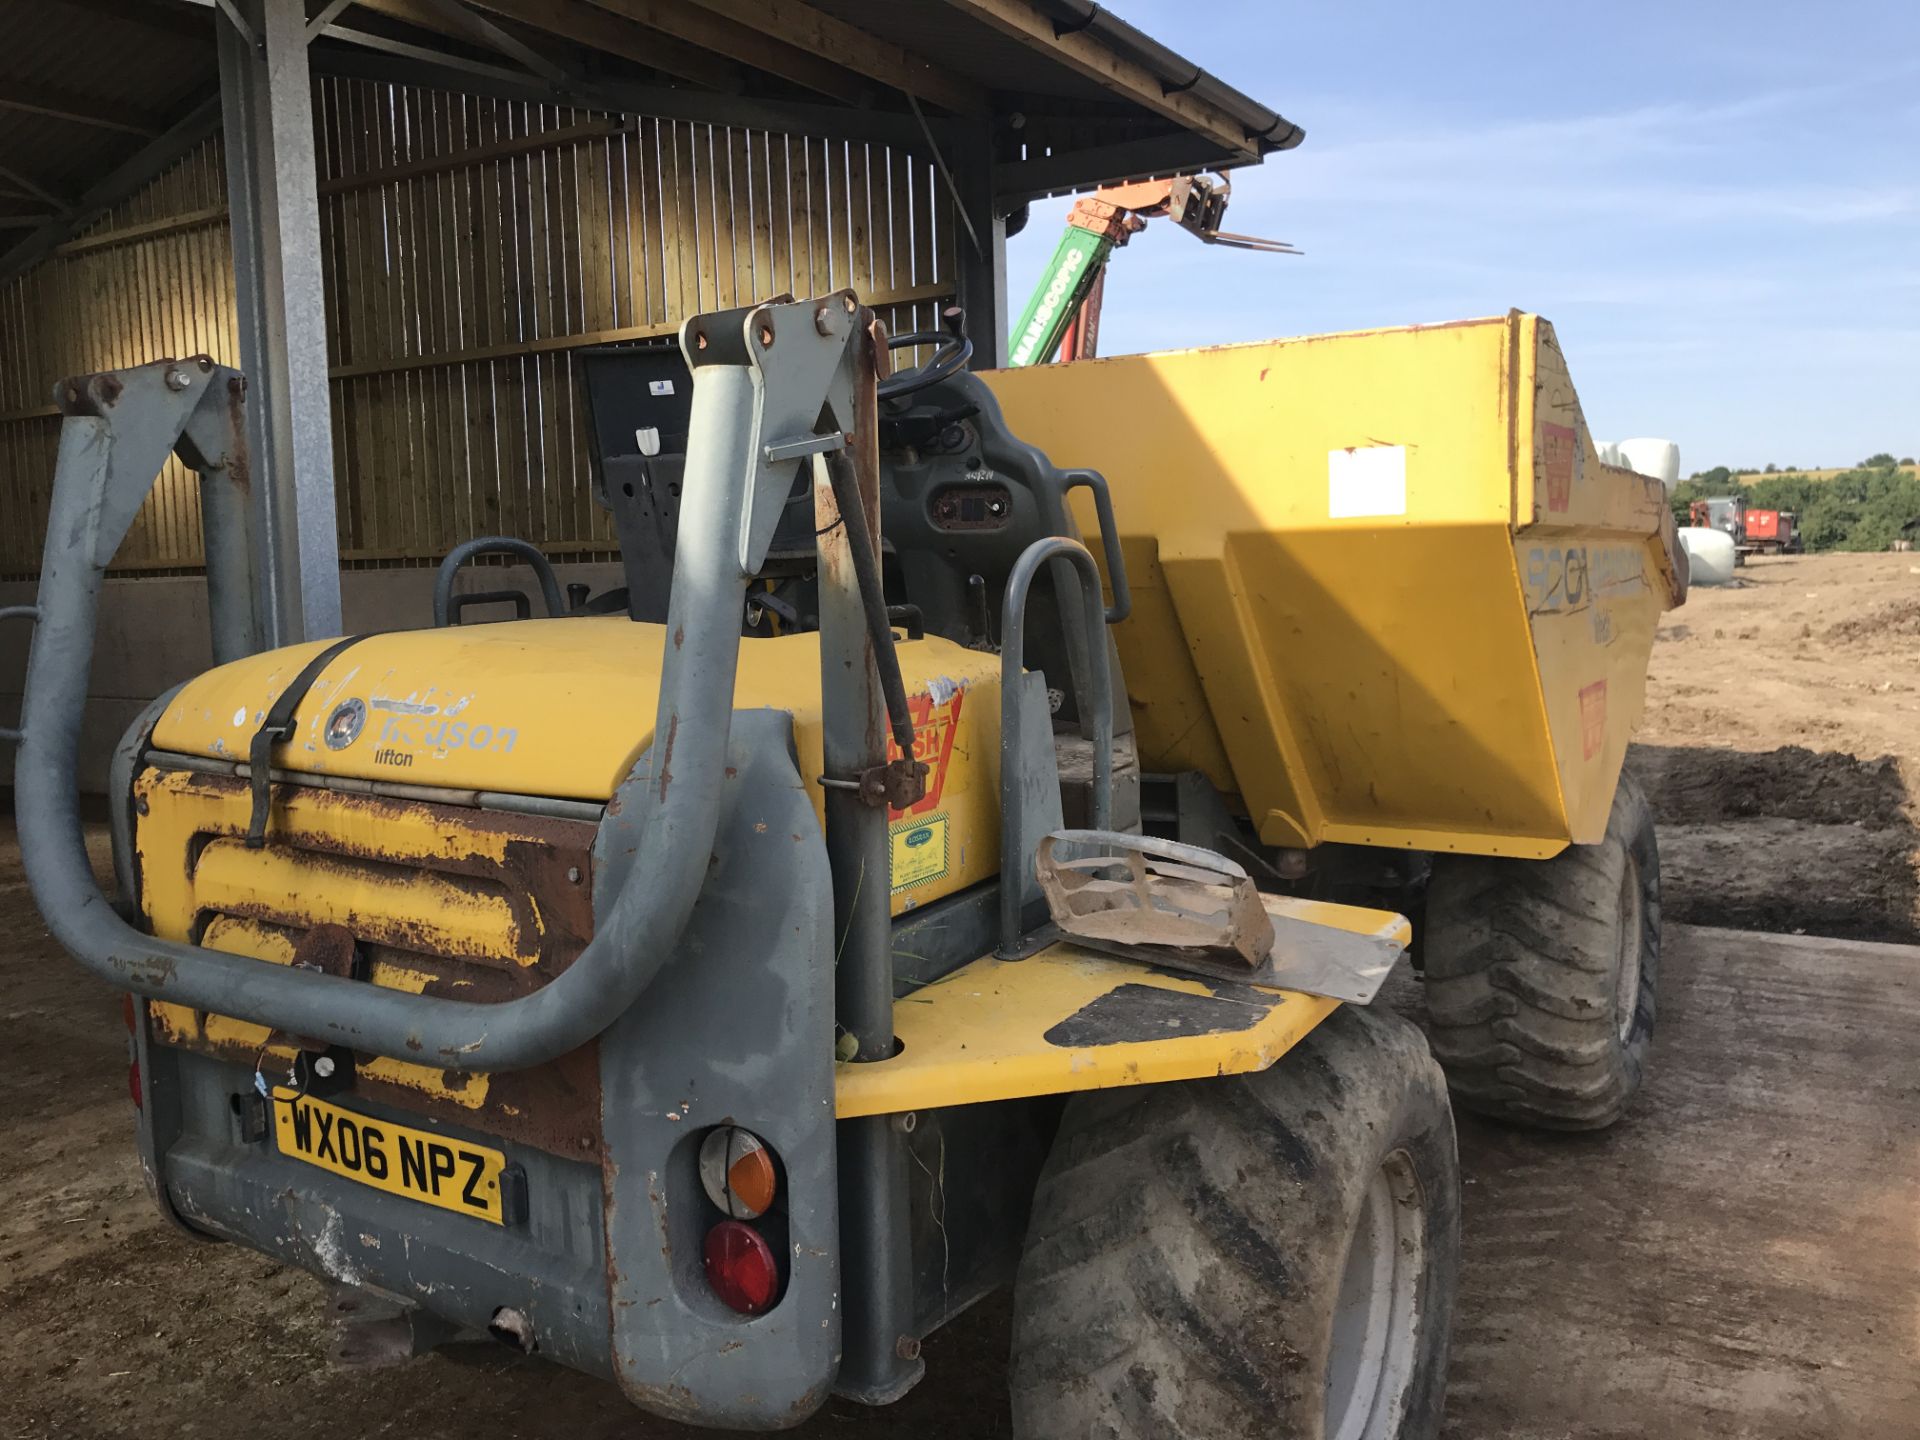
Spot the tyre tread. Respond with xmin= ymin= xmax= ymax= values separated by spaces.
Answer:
xmin=1009 ymin=1008 xmax=1460 ymax=1440
xmin=1422 ymin=772 xmax=1661 ymax=1131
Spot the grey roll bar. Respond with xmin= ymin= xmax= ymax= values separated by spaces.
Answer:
xmin=998 ymin=536 xmax=1113 ymax=956
xmin=432 ymin=535 xmax=566 ymax=626
xmin=16 ymin=296 xmax=873 ymax=1072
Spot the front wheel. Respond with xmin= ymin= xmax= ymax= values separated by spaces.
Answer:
xmin=1009 ymin=1006 xmax=1460 ymax=1440
xmin=1422 ymin=771 xmax=1661 ymax=1130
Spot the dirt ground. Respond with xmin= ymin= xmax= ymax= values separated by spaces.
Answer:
xmin=5 ymin=550 xmax=1920 ymax=1439
xmin=1629 ymin=549 xmax=1920 ymax=942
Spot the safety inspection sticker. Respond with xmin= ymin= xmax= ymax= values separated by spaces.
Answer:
xmin=890 ymin=815 xmax=950 ymax=894
xmin=1328 ymin=444 xmax=1407 ymax=519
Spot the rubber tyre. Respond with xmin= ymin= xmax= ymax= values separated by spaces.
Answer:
xmin=1009 ymin=1007 xmax=1460 ymax=1440
xmin=1422 ymin=771 xmax=1660 ymax=1131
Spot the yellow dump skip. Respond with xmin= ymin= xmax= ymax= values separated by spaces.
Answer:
xmin=983 ymin=313 xmax=1685 ymax=859
xmin=834 ymin=897 xmax=1408 ymax=1117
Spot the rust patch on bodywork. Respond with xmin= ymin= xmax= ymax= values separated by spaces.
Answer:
xmin=291 ymin=922 xmax=359 ymax=977
xmin=222 ymin=374 xmax=251 ymax=493
xmin=137 ymin=767 xmax=604 ymax=1159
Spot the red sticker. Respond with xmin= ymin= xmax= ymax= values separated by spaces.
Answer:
xmin=1579 ymin=680 xmax=1607 ymax=760
xmin=1542 ymin=423 xmax=1578 ymax=513
xmin=888 ymin=690 xmax=964 ymax=818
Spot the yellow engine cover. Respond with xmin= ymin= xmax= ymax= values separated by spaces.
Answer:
xmin=984 ymin=312 xmax=1684 ymax=859
xmin=150 ymin=620 xmax=1004 ymax=915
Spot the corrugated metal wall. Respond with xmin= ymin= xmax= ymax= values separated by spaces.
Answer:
xmin=0 ymin=138 xmax=232 ymax=575
xmin=0 ymin=76 xmax=955 ymax=578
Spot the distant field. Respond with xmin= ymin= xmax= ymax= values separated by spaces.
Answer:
xmin=1729 ymin=464 xmax=1918 ymax=482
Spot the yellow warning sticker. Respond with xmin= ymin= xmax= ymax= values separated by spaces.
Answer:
xmin=890 ymin=815 xmax=950 ymax=894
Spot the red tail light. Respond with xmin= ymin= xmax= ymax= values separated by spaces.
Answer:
xmin=127 ymin=1058 xmax=143 ymax=1109
xmin=703 ymin=1220 xmax=779 ymax=1315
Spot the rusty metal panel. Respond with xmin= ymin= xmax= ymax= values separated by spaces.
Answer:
xmin=135 ymin=765 xmax=604 ymax=1159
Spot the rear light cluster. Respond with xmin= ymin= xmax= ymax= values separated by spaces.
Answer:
xmin=698 ymin=1126 xmax=783 ymax=1316
xmin=703 ymin=1221 xmax=779 ymax=1315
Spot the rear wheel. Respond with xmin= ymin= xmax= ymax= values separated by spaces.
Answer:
xmin=1422 ymin=772 xmax=1660 ymax=1130
xmin=1009 ymin=1006 xmax=1460 ymax=1440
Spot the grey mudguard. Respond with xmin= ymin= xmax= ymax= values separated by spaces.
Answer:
xmin=593 ymin=709 xmax=840 ymax=1428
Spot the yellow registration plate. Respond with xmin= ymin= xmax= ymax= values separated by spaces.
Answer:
xmin=271 ymin=1087 xmax=509 ymax=1225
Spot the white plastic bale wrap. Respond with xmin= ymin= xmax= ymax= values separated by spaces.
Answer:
xmin=1678 ymin=526 xmax=1736 ymax=586
xmin=1618 ymin=438 xmax=1682 ymax=492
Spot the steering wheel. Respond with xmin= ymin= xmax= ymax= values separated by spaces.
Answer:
xmin=879 ymin=308 xmax=974 ymax=401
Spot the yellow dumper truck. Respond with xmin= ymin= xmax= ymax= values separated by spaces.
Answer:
xmin=13 ymin=297 xmax=1681 ymax=1438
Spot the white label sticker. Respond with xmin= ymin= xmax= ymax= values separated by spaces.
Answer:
xmin=648 ymin=379 xmax=675 ymax=396
xmin=1328 ymin=445 xmax=1407 ymax=519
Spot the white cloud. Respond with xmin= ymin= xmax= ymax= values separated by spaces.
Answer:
xmin=1006 ymin=20 xmax=1920 ymax=462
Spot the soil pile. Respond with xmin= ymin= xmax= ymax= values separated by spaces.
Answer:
xmin=1823 ymin=592 xmax=1920 ymax=646
xmin=1627 ymin=743 xmax=1917 ymax=942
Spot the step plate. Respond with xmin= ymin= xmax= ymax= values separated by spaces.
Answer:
xmin=835 ymin=893 xmax=1408 ymax=1120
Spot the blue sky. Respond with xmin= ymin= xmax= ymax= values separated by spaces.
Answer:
xmin=1004 ymin=1 xmax=1919 ymax=471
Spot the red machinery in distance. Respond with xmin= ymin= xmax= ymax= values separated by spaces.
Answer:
xmin=1688 ymin=496 xmax=1801 ymax=559
xmin=1743 ymin=508 xmax=1796 ymax=550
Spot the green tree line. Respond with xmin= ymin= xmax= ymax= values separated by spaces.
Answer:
xmin=1671 ymin=454 xmax=1920 ymax=551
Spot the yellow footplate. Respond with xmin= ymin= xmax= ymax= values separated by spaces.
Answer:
xmin=835 ymin=898 xmax=1408 ymax=1118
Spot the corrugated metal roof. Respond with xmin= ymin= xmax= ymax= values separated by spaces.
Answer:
xmin=0 ymin=0 xmax=215 ymax=220
xmin=0 ymin=0 xmax=1293 ymax=251
xmin=811 ymin=1 xmax=1297 ymax=151
xmin=809 ymin=0 xmax=1123 ymax=103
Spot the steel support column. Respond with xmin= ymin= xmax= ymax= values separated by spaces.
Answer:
xmin=953 ymin=119 xmax=1008 ymax=369
xmin=218 ymin=0 xmax=341 ymax=646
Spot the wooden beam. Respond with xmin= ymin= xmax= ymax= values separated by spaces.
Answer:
xmin=311 ymin=43 xmax=932 ymax=148
xmin=317 ymin=117 xmax=633 ymax=194
xmin=327 ymin=280 xmax=955 ymax=380
xmin=582 ymin=0 xmax=865 ymax=101
xmin=937 ymin=0 xmax=1253 ymax=157
xmin=0 ymin=165 xmax=70 ymax=213
xmin=461 ymin=0 xmax=744 ymax=94
xmin=303 ymin=0 xmax=359 ymax=40
xmin=996 ymin=131 xmax=1238 ymax=203
xmin=44 ymin=118 xmax=631 ymax=258
xmin=351 ymin=0 xmax=741 ymax=93
xmin=52 ymin=203 xmax=227 ymax=256
xmin=410 ymin=0 xmax=578 ymax=88
xmin=0 ymin=82 xmax=163 ymax=137
xmin=0 ymin=98 xmax=220 ymax=284
xmin=54 ymin=0 xmax=211 ymax=39
xmin=316 ymin=19 xmax=537 ymax=87
xmin=679 ymin=0 xmax=986 ymax=114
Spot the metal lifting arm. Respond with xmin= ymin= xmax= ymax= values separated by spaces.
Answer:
xmin=1009 ymin=172 xmax=1297 ymax=368
xmin=1009 ymin=219 xmax=1124 ymax=367
xmin=16 ymin=296 xmax=871 ymax=1072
